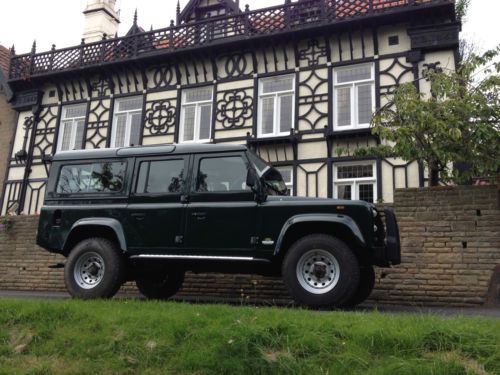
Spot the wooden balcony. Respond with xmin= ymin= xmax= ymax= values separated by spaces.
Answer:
xmin=9 ymin=0 xmax=454 ymax=81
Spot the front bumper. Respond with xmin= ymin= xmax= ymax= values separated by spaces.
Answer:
xmin=372 ymin=207 xmax=401 ymax=266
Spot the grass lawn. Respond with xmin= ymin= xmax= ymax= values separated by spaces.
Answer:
xmin=0 ymin=299 xmax=498 ymax=375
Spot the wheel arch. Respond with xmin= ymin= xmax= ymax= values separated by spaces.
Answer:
xmin=274 ymin=215 xmax=367 ymax=262
xmin=63 ymin=218 xmax=127 ymax=255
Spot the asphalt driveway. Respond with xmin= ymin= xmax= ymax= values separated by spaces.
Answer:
xmin=0 ymin=290 xmax=498 ymax=318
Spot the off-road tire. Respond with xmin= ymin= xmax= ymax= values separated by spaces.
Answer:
xmin=282 ymin=234 xmax=360 ymax=308
xmin=136 ymin=271 xmax=185 ymax=300
xmin=65 ymin=237 xmax=125 ymax=299
xmin=340 ymin=265 xmax=376 ymax=308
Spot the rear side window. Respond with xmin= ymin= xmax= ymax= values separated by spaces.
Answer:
xmin=56 ymin=161 xmax=127 ymax=194
xmin=136 ymin=159 xmax=185 ymax=194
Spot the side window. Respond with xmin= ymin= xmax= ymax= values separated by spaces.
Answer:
xmin=56 ymin=161 xmax=126 ymax=194
xmin=196 ymin=156 xmax=249 ymax=193
xmin=136 ymin=159 xmax=185 ymax=194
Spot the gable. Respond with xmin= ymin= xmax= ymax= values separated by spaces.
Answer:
xmin=179 ymin=0 xmax=240 ymax=23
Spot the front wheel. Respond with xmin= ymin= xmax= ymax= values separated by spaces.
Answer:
xmin=135 ymin=271 xmax=185 ymax=300
xmin=282 ymin=234 xmax=360 ymax=308
xmin=64 ymin=238 xmax=125 ymax=299
xmin=340 ymin=265 xmax=376 ymax=308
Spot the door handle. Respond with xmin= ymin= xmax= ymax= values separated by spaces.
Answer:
xmin=131 ymin=213 xmax=146 ymax=221
xmin=191 ymin=212 xmax=207 ymax=220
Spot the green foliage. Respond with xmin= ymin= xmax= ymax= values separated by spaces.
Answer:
xmin=0 ymin=217 xmax=13 ymax=232
xmin=0 ymin=299 xmax=498 ymax=374
xmin=455 ymin=0 xmax=471 ymax=23
xmin=371 ymin=47 xmax=500 ymax=185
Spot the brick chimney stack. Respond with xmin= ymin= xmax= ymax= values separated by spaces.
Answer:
xmin=83 ymin=0 xmax=120 ymax=43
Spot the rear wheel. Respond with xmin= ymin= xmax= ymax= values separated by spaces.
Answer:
xmin=65 ymin=238 xmax=125 ymax=299
xmin=135 ymin=271 xmax=185 ymax=300
xmin=340 ymin=265 xmax=376 ymax=308
xmin=282 ymin=234 xmax=360 ymax=308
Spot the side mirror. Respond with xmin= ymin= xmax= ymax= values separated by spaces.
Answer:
xmin=246 ymin=168 xmax=266 ymax=202
xmin=246 ymin=168 xmax=259 ymax=190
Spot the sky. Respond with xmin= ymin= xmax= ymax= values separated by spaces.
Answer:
xmin=0 ymin=0 xmax=498 ymax=54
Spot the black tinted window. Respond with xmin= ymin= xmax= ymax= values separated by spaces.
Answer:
xmin=136 ymin=159 xmax=185 ymax=194
xmin=57 ymin=162 xmax=126 ymax=194
xmin=197 ymin=156 xmax=249 ymax=192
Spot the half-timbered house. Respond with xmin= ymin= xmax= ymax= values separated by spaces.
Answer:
xmin=2 ymin=0 xmax=459 ymax=214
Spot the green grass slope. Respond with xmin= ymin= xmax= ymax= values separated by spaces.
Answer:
xmin=0 ymin=299 xmax=498 ymax=375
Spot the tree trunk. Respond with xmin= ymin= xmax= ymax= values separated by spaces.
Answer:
xmin=429 ymin=160 xmax=440 ymax=186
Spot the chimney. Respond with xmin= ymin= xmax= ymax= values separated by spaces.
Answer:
xmin=83 ymin=0 xmax=120 ymax=43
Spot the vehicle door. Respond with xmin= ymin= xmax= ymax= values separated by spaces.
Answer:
xmin=125 ymin=155 xmax=189 ymax=254
xmin=183 ymin=152 xmax=258 ymax=254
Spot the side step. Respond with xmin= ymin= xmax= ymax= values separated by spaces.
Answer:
xmin=130 ymin=254 xmax=270 ymax=262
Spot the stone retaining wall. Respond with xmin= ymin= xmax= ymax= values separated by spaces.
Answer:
xmin=0 ymin=185 xmax=498 ymax=307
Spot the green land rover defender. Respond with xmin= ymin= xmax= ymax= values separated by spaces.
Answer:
xmin=37 ymin=144 xmax=400 ymax=308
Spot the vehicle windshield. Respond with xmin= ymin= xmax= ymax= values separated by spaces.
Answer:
xmin=247 ymin=151 xmax=288 ymax=196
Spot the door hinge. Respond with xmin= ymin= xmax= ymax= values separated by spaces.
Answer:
xmin=175 ymin=235 xmax=184 ymax=244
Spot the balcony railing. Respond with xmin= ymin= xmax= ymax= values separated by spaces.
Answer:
xmin=9 ymin=0 xmax=453 ymax=81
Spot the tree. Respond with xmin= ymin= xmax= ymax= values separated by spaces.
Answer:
xmin=370 ymin=48 xmax=500 ymax=186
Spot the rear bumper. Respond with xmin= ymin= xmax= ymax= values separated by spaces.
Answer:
xmin=372 ymin=207 xmax=401 ymax=267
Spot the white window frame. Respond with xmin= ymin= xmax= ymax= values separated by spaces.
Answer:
xmin=110 ymin=96 xmax=143 ymax=148
xmin=333 ymin=161 xmax=377 ymax=202
xmin=56 ymin=104 xmax=87 ymax=152
xmin=333 ymin=63 xmax=375 ymax=131
xmin=258 ymin=74 xmax=295 ymax=138
xmin=275 ymin=166 xmax=294 ymax=196
xmin=179 ymin=86 xmax=214 ymax=143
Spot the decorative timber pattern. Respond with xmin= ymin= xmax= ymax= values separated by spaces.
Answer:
xmin=144 ymin=99 xmax=177 ymax=137
xmin=216 ymin=88 xmax=254 ymax=129
xmin=85 ymin=100 xmax=111 ymax=149
xmin=9 ymin=0 xmax=452 ymax=80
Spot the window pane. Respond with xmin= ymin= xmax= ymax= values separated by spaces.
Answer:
xmin=276 ymin=166 xmax=293 ymax=195
xmin=137 ymin=159 xmax=185 ymax=194
xmin=118 ymin=97 xmax=143 ymax=112
xmin=57 ymin=164 xmax=92 ymax=194
xmin=336 ymin=87 xmax=351 ymax=126
xmin=184 ymin=87 xmax=212 ymax=103
xmin=89 ymin=162 xmax=127 ymax=192
xmin=182 ymin=106 xmax=196 ymax=142
xmin=114 ymin=114 xmax=127 ymax=147
xmin=337 ymin=65 xmax=372 ymax=83
xmin=276 ymin=167 xmax=292 ymax=184
xmin=64 ymin=104 xmax=87 ymax=119
xmin=261 ymin=97 xmax=275 ymax=134
xmin=129 ymin=112 xmax=142 ymax=146
xmin=60 ymin=121 xmax=72 ymax=151
xmin=279 ymin=94 xmax=293 ymax=134
xmin=198 ymin=104 xmax=212 ymax=140
xmin=357 ymin=84 xmax=373 ymax=124
xmin=57 ymin=162 xmax=126 ymax=194
xmin=197 ymin=156 xmax=249 ymax=192
xmin=74 ymin=120 xmax=85 ymax=150
xmin=337 ymin=185 xmax=352 ymax=200
xmin=359 ymin=183 xmax=374 ymax=203
xmin=337 ymin=164 xmax=373 ymax=179
xmin=262 ymin=76 xmax=294 ymax=93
